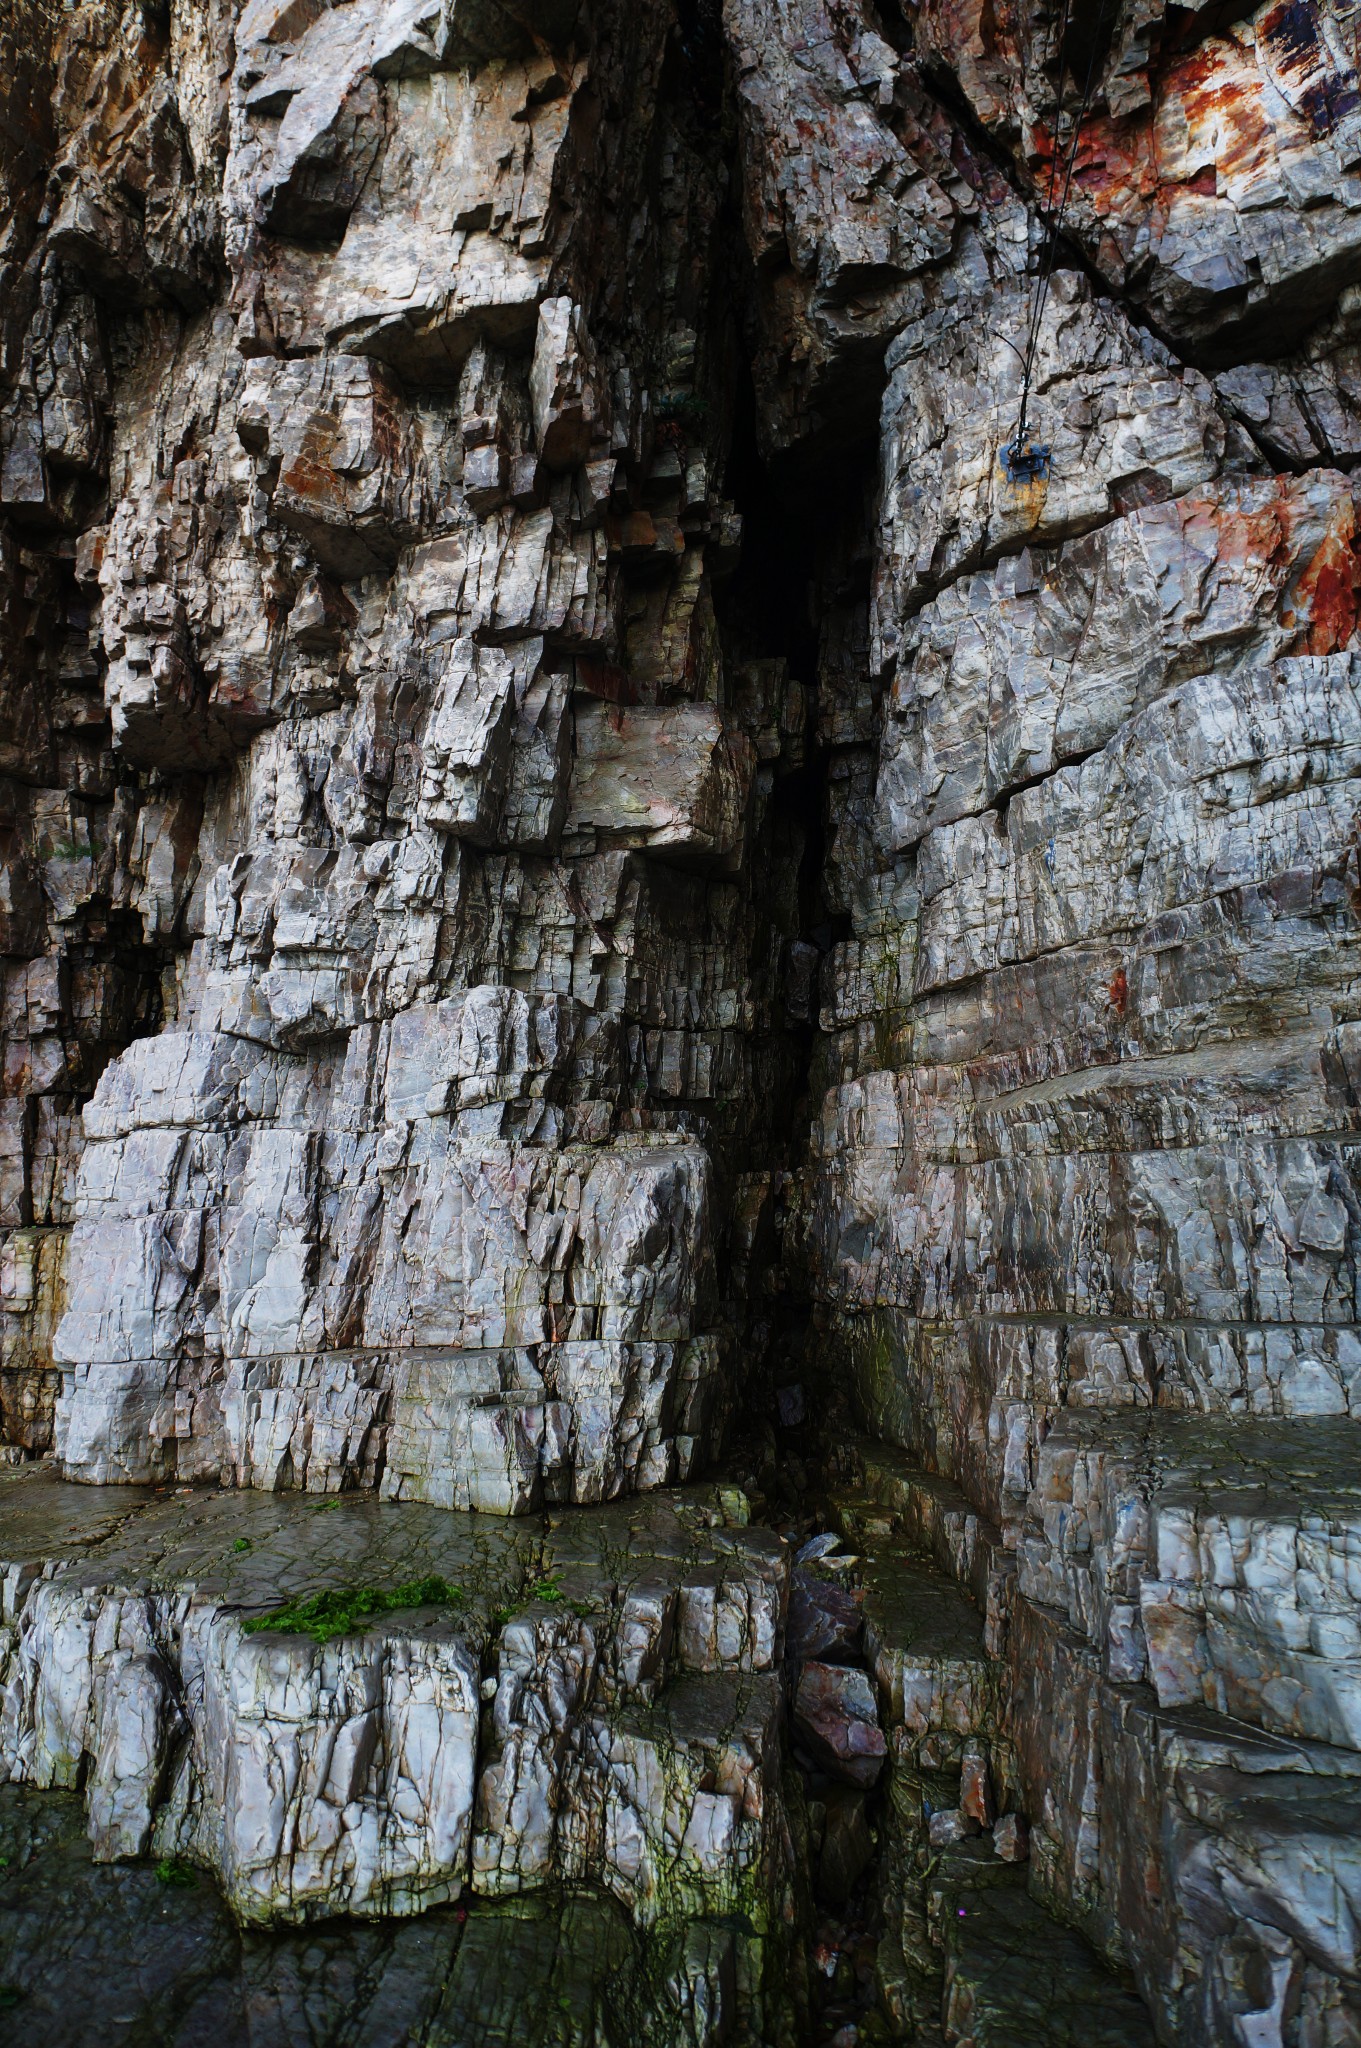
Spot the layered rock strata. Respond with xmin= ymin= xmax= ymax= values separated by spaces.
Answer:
xmin=0 ymin=1468 xmax=788 ymax=1937
xmin=1 ymin=0 xmax=811 ymax=1515
xmin=785 ymin=4 xmax=1361 ymax=2044
xmin=3 ymin=0 xmax=1361 ymax=2044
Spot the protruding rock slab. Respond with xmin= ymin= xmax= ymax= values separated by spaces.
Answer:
xmin=1021 ymin=1411 xmax=1361 ymax=1747
xmin=0 ymin=1470 xmax=792 ymax=1952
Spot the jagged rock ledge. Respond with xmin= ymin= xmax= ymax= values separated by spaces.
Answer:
xmin=0 ymin=1463 xmax=792 ymax=2027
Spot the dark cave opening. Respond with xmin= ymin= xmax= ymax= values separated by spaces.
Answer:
xmin=713 ymin=309 xmax=903 ymax=2048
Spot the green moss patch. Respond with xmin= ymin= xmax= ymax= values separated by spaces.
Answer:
xmin=242 ymin=1575 xmax=465 ymax=1644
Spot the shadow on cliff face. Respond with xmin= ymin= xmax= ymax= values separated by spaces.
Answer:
xmin=712 ymin=339 xmax=898 ymax=2047
xmin=0 ymin=1783 xmax=734 ymax=2047
xmin=709 ymin=343 xmax=875 ymax=1512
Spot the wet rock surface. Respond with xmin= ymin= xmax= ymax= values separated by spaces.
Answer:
xmin=0 ymin=1782 xmax=737 ymax=2047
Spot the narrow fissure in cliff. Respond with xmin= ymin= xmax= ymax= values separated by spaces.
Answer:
xmin=710 ymin=288 xmax=918 ymax=2041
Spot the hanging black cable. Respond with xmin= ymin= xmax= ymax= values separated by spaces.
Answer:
xmin=1015 ymin=0 xmax=1075 ymax=424
xmin=1003 ymin=0 xmax=1112 ymax=482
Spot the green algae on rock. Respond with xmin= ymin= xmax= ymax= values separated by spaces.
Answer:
xmin=242 ymin=1574 xmax=467 ymax=1644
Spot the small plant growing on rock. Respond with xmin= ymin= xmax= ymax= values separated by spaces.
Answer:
xmin=242 ymin=1576 xmax=465 ymax=1644
xmin=155 ymin=1858 xmax=196 ymax=1888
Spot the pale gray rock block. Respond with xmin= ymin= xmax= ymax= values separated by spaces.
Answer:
xmin=218 ymin=1126 xmax=320 ymax=1360
xmin=1011 ymin=1601 xmax=1361 ymax=2043
xmin=566 ymin=701 xmax=756 ymax=872
xmin=50 ymin=1019 xmax=726 ymax=1506
xmin=187 ymin=1608 xmax=481 ymax=1923
xmin=877 ymin=472 xmax=1361 ymax=852
xmin=201 ymin=842 xmax=381 ymax=1049
xmin=234 ymin=0 xmax=449 ymax=241
xmin=498 ymin=667 xmax=572 ymax=849
xmin=237 ymin=355 xmax=431 ymax=577
xmin=1162 ymin=1324 xmax=1361 ymax=1420
xmin=727 ymin=0 xmax=953 ymax=290
xmin=363 ymin=1133 xmax=716 ymax=1351
xmin=1169 ymin=1761 xmax=1361 ymax=2014
xmin=87 ymin=1645 xmax=180 ymax=1862
xmin=236 ymin=58 xmax=578 ymax=372
xmin=872 ymin=250 xmax=1232 ymax=656
xmin=609 ymin=1577 xmax=680 ymax=1700
xmin=462 ymin=1498 xmax=792 ymax=1925
xmin=1217 ymin=335 xmax=1361 ymax=467
xmin=530 ymin=298 xmax=606 ymax=471
xmin=537 ymin=1334 xmax=716 ymax=1504
xmin=809 ymin=1116 xmax=1361 ymax=1329
xmin=472 ymin=1606 xmax=598 ymax=1894
xmin=836 ymin=874 xmax=1361 ymax=1092
xmin=5 ymin=1608 xmax=194 ymax=1880
xmin=860 ymin=1539 xmax=995 ymax=1748
xmin=93 ymin=318 xmax=284 ymax=766
xmin=103 ymin=592 xmax=233 ymax=775
xmin=910 ymin=655 xmax=1361 ymax=995
xmin=0 ymin=1577 xmax=481 ymax=1924
xmin=55 ymin=1207 xmax=199 ymax=1370
xmin=379 ymin=1349 xmax=548 ymax=1514
xmin=992 ymin=1811 xmax=1027 ymax=1862
xmin=674 ymin=1552 xmax=782 ymax=1673
xmin=252 ymin=962 xmax=362 ymax=1048
xmin=416 ymin=640 xmax=520 ymax=841
xmin=1020 ymin=1412 xmax=1361 ymax=1749
xmin=566 ymin=1672 xmax=785 ymax=1925
xmin=398 ymin=511 xmax=613 ymax=646
xmin=52 ymin=1358 xmax=225 ymax=1488
xmin=118 ymin=790 xmax=205 ymax=946
xmin=837 ymin=1303 xmax=1361 ymax=1563
xmin=383 ymin=986 xmax=587 ymax=1118
xmin=813 ymin=1020 xmax=1361 ymax=1190
xmin=5 ymin=1471 xmax=799 ymax=1942
xmin=222 ymin=1350 xmax=390 ymax=1494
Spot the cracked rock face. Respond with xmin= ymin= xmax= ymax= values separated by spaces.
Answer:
xmin=0 ymin=1470 xmax=791 ymax=1956
xmin=4 ymin=0 xmax=1361 ymax=2042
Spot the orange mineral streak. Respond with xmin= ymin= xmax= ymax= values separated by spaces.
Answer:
xmin=1292 ymin=502 xmax=1361 ymax=656
xmin=280 ymin=435 xmax=338 ymax=509
xmin=926 ymin=1 xmax=1361 ymax=310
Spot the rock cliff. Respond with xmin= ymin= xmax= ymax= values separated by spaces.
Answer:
xmin=0 ymin=0 xmax=1359 ymax=2043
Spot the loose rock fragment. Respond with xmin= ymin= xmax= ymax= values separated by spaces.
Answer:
xmin=793 ymin=1662 xmax=887 ymax=1790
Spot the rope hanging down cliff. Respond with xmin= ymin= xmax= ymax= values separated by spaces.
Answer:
xmin=1002 ymin=0 xmax=1112 ymax=483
